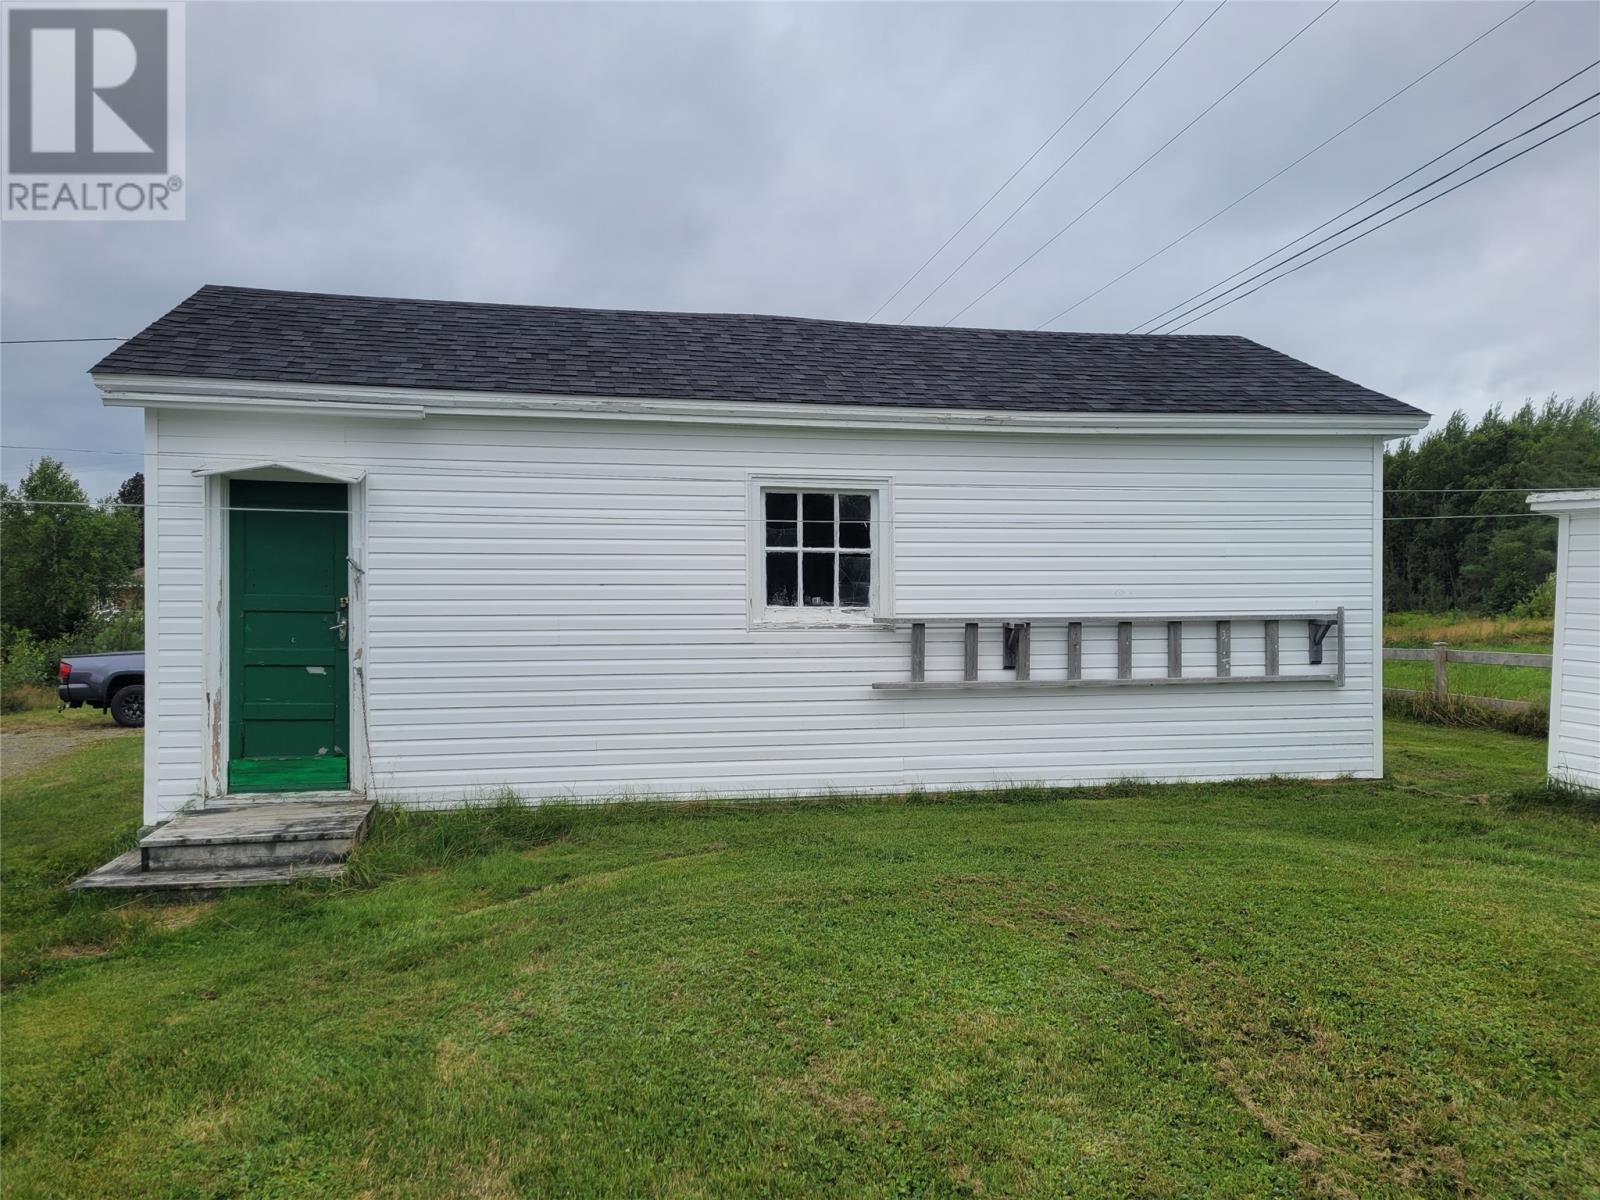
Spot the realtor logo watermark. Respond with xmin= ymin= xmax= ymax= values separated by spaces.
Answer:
xmin=2 ymin=2 xmax=185 ymax=220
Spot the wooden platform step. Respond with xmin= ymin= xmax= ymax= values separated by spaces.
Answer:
xmin=68 ymin=800 xmax=375 ymax=891
xmin=140 ymin=801 xmax=374 ymax=870
xmin=68 ymin=851 xmax=348 ymax=891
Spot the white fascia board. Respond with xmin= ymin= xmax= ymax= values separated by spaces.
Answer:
xmin=1527 ymin=489 xmax=1600 ymax=514
xmin=97 ymin=379 xmax=425 ymax=420
xmin=92 ymin=372 xmax=1430 ymax=437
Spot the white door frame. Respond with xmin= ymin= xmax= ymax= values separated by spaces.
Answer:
xmin=200 ymin=470 xmax=370 ymax=799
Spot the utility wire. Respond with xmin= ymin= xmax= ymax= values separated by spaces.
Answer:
xmin=1037 ymin=1 xmax=1550 ymax=329
xmin=942 ymin=0 xmax=1342 ymax=327
xmin=1 ymin=441 xmax=1583 ymax=497
xmin=1150 ymin=90 xmax=1600 ymax=331
xmin=1130 ymin=65 xmax=1598 ymax=332
xmin=10 ymin=439 xmax=1560 ymax=494
xmin=1151 ymin=99 xmax=1599 ymax=333
xmin=892 ymin=1 xmax=1231 ymax=325
xmin=864 ymin=2 xmax=1186 ymax=322
xmin=1163 ymin=108 xmax=1600 ymax=332
xmin=0 ymin=336 xmax=124 ymax=345
xmin=0 ymin=496 xmax=1569 ymax=524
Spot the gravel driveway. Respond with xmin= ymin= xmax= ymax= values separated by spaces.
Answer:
xmin=1 ymin=720 xmax=136 ymax=780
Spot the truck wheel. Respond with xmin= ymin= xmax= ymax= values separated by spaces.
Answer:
xmin=110 ymin=684 xmax=145 ymax=728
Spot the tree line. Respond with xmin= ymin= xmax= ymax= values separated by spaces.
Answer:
xmin=1 ymin=458 xmax=144 ymax=702
xmin=1384 ymin=394 xmax=1600 ymax=614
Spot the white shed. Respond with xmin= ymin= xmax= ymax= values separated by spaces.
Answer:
xmin=1527 ymin=489 xmax=1600 ymax=792
xmin=93 ymin=286 xmax=1428 ymax=825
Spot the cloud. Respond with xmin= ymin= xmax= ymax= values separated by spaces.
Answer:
xmin=4 ymin=0 xmax=1596 ymax=497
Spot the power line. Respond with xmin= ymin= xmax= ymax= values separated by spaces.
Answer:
xmin=9 ymin=439 xmax=1564 ymax=493
xmin=1150 ymin=90 xmax=1600 ymax=331
xmin=0 ymin=495 xmax=1568 ymax=525
xmin=864 ymin=2 xmax=1186 ymax=322
xmin=0 ymin=336 xmax=124 ymax=345
xmin=1382 ymin=512 xmax=1561 ymax=522
xmin=892 ymin=1 xmax=1231 ymax=325
xmin=4 ymin=442 xmax=1585 ymax=497
xmin=1130 ymin=66 xmax=1599 ymax=333
xmin=1159 ymin=105 xmax=1600 ymax=333
xmin=1036 ymin=2 xmax=1551 ymax=329
xmin=941 ymin=0 xmax=1343 ymax=327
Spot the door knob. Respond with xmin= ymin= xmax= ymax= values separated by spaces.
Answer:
xmin=329 ymin=616 xmax=348 ymax=642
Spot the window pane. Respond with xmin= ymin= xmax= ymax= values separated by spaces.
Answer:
xmin=839 ymin=494 xmax=870 ymax=522
xmin=840 ymin=554 xmax=871 ymax=607
xmin=802 ymin=493 xmax=834 ymax=521
xmin=766 ymin=520 xmax=797 ymax=548
xmin=802 ymin=553 xmax=835 ymax=606
xmin=840 ymin=520 xmax=870 ymax=549
xmin=766 ymin=493 xmax=797 ymax=521
xmin=765 ymin=553 xmax=797 ymax=606
xmin=802 ymin=492 xmax=834 ymax=547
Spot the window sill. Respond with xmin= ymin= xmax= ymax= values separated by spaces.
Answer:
xmin=751 ymin=609 xmax=888 ymax=631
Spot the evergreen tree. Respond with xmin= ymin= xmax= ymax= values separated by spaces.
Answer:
xmin=116 ymin=472 xmax=145 ymax=566
xmin=1384 ymin=395 xmax=1600 ymax=612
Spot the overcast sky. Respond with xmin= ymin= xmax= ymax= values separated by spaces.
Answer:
xmin=3 ymin=0 xmax=1597 ymax=497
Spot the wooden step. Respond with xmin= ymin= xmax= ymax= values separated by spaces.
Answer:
xmin=68 ymin=800 xmax=375 ymax=891
xmin=139 ymin=801 xmax=373 ymax=870
xmin=69 ymin=851 xmax=347 ymax=891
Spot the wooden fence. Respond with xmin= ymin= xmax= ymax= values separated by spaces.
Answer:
xmin=1382 ymin=642 xmax=1552 ymax=713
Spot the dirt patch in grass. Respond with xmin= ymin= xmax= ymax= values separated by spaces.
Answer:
xmin=179 ymin=1100 xmax=239 ymax=1144
xmin=148 ymin=903 xmax=211 ymax=932
xmin=1 ymin=720 xmax=134 ymax=781
xmin=435 ymin=1037 xmax=486 ymax=1088
xmin=44 ymin=943 xmax=109 ymax=961
xmin=774 ymin=1056 xmax=885 ymax=1127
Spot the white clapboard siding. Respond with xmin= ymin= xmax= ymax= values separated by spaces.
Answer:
xmin=1551 ymin=507 xmax=1600 ymax=789
xmin=142 ymin=407 xmax=1384 ymax=820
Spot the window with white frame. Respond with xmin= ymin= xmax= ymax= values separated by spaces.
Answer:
xmin=757 ymin=486 xmax=882 ymax=618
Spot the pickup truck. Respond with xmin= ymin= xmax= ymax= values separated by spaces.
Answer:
xmin=58 ymin=651 xmax=145 ymax=727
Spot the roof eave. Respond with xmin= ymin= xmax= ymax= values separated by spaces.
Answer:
xmin=93 ymin=371 xmax=1430 ymax=437
xmin=1526 ymin=488 xmax=1600 ymax=513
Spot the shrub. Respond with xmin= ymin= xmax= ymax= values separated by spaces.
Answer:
xmin=85 ymin=609 xmax=144 ymax=653
xmin=0 ymin=612 xmax=145 ymax=712
xmin=1509 ymin=574 xmax=1556 ymax=619
xmin=4 ymin=630 xmax=54 ymax=680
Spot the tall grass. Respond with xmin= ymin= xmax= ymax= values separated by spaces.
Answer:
xmin=1384 ymin=611 xmax=1554 ymax=650
xmin=1504 ymin=776 xmax=1600 ymax=818
xmin=0 ymin=683 xmax=58 ymax=716
xmin=346 ymin=795 xmax=578 ymax=885
xmin=1383 ymin=690 xmax=1548 ymax=738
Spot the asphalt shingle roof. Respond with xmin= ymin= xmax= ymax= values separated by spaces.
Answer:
xmin=92 ymin=284 xmax=1423 ymax=419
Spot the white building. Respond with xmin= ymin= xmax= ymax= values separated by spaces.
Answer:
xmin=94 ymin=286 xmax=1429 ymax=825
xmin=1527 ymin=489 xmax=1600 ymax=792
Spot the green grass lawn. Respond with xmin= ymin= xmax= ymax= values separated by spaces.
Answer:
xmin=1383 ymin=658 xmax=1552 ymax=704
xmin=2 ymin=717 xmax=1597 ymax=1199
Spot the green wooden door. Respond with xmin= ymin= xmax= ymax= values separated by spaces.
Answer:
xmin=228 ymin=480 xmax=350 ymax=792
